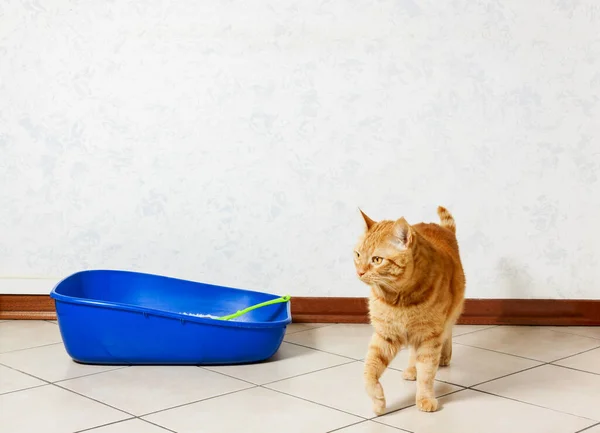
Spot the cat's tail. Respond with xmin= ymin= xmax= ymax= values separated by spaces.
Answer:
xmin=437 ymin=206 xmax=456 ymax=233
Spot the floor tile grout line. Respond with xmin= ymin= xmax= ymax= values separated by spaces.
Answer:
xmin=137 ymin=418 xmax=179 ymax=433
xmin=326 ymin=419 xmax=412 ymax=433
xmin=75 ymin=417 xmax=178 ymax=433
xmin=547 ymin=363 xmax=600 ymax=378
xmin=453 ymin=328 xmax=600 ymax=358
xmin=198 ymin=329 xmax=357 ymax=386
xmin=139 ymin=385 xmax=258 ymax=418
xmin=7 ymin=384 xmax=177 ymax=433
xmin=199 ymin=365 xmax=270 ymax=387
xmin=0 ymin=355 xmax=130 ymax=386
xmin=448 ymin=342 xmax=550 ymax=362
xmin=543 ymin=328 xmax=600 ymax=341
xmin=52 ymin=382 xmax=138 ymax=417
xmin=73 ymin=417 xmax=137 ymax=433
xmin=451 ymin=325 xmax=499 ymax=338
xmin=285 ymin=323 xmax=335 ymax=335
xmin=465 ymin=356 xmax=600 ymax=390
xmin=575 ymin=421 xmax=600 ymax=433
xmin=261 ymin=384 xmax=370 ymax=420
xmin=63 ymin=386 xmax=261 ymax=426
xmin=471 ymin=388 xmax=600 ymax=422
xmin=424 ymin=378 xmax=466 ymax=388
xmin=550 ymin=345 xmax=600 ymax=363
xmin=326 ymin=420 xmax=370 ymax=433
xmin=0 ymin=362 xmax=53 ymax=385
xmin=467 ymin=345 xmax=600 ymax=384
xmin=282 ymin=340 xmax=363 ymax=361
xmin=371 ymin=418 xmax=415 ymax=432
xmin=0 ymin=341 xmax=64 ymax=355
xmin=260 ymin=359 xmax=358 ymax=386
xmin=0 ymin=383 xmax=48 ymax=397
xmin=52 ymin=365 xmax=132 ymax=384
xmin=466 ymin=363 xmax=548 ymax=389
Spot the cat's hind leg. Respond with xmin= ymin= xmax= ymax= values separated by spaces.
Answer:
xmin=402 ymin=346 xmax=417 ymax=380
xmin=439 ymin=336 xmax=452 ymax=367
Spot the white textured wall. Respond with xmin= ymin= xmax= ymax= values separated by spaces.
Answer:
xmin=1 ymin=0 xmax=599 ymax=298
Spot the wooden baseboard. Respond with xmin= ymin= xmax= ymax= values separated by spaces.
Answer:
xmin=1 ymin=295 xmax=599 ymax=326
xmin=291 ymin=297 xmax=600 ymax=326
xmin=0 ymin=295 xmax=57 ymax=320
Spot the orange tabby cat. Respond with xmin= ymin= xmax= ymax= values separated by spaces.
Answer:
xmin=354 ymin=206 xmax=465 ymax=414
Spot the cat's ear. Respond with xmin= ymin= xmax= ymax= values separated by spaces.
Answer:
xmin=392 ymin=217 xmax=412 ymax=249
xmin=359 ymin=208 xmax=376 ymax=230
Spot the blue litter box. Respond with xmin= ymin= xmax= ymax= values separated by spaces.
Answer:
xmin=50 ymin=270 xmax=291 ymax=365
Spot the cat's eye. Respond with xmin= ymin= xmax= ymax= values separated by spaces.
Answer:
xmin=372 ymin=256 xmax=383 ymax=264
xmin=354 ymin=251 xmax=360 ymax=258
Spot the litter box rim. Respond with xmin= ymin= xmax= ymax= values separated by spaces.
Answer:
xmin=50 ymin=269 xmax=292 ymax=330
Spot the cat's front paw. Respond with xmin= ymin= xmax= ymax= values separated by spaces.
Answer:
xmin=416 ymin=397 xmax=439 ymax=412
xmin=373 ymin=397 xmax=386 ymax=415
xmin=402 ymin=366 xmax=417 ymax=381
xmin=366 ymin=381 xmax=386 ymax=415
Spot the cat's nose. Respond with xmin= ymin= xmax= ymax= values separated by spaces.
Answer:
xmin=357 ymin=270 xmax=366 ymax=277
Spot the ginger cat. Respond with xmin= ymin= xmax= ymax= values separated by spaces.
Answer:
xmin=354 ymin=206 xmax=465 ymax=414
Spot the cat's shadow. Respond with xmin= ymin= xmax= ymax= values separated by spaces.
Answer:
xmin=382 ymin=397 xmax=449 ymax=416
xmin=384 ymin=399 xmax=422 ymax=415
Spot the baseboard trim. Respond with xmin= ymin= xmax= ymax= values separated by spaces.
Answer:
xmin=291 ymin=297 xmax=600 ymax=326
xmin=0 ymin=295 xmax=57 ymax=320
xmin=1 ymin=295 xmax=599 ymax=326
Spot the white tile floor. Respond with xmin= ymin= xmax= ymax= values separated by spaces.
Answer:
xmin=1 ymin=321 xmax=600 ymax=433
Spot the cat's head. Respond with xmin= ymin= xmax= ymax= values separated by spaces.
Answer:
xmin=353 ymin=209 xmax=415 ymax=286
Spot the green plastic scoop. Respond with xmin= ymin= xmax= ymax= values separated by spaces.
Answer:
xmin=216 ymin=295 xmax=292 ymax=321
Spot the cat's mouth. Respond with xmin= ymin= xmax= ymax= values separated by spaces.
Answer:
xmin=360 ymin=278 xmax=377 ymax=288
xmin=360 ymin=274 xmax=387 ymax=286
xmin=358 ymin=273 xmax=372 ymax=283
xmin=363 ymin=275 xmax=394 ymax=287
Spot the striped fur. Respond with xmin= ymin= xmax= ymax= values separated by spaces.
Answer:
xmin=437 ymin=206 xmax=456 ymax=234
xmin=354 ymin=206 xmax=465 ymax=414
